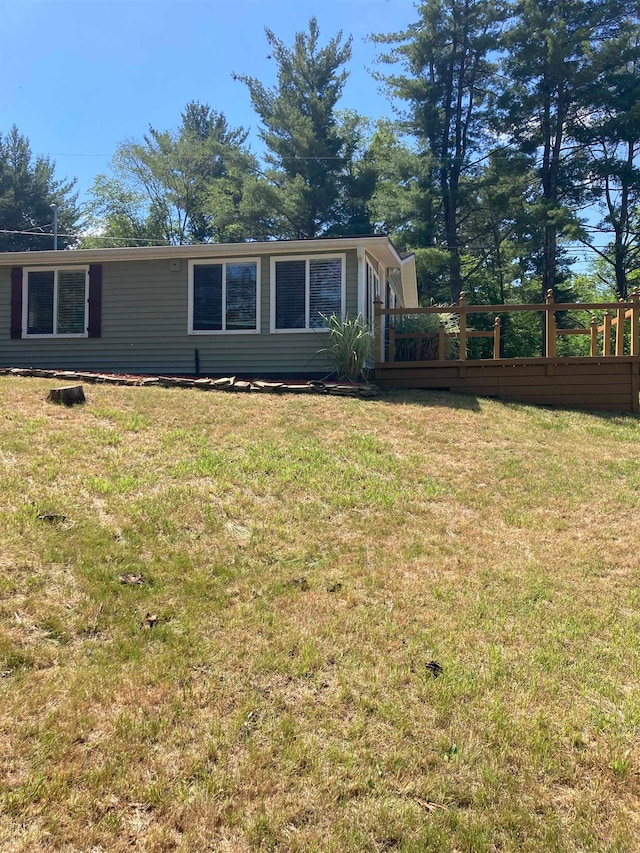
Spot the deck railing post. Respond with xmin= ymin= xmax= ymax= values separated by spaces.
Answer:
xmin=590 ymin=316 xmax=599 ymax=357
xmin=602 ymin=311 xmax=612 ymax=356
xmin=545 ymin=290 xmax=556 ymax=357
xmin=438 ymin=322 xmax=446 ymax=361
xmin=616 ymin=301 xmax=626 ymax=356
xmin=458 ymin=292 xmax=467 ymax=360
xmin=630 ymin=289 xmax=639 ymax=357
xmin=389 ymin=323 xmax=396 ymax=363
xmin=493 ymin=316 xmax=501 ymax=360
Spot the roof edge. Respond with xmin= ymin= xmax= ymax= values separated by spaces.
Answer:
xmin=0 ymin=235 xmax=399 ymax=266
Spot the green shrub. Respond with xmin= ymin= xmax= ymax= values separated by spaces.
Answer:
xmin=319 ymin=314 xmax=373 ymax=382
xmin=392 ymin=311 xmax=460 ymax=361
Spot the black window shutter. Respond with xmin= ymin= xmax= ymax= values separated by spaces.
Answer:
xmin=87 ymin=264 xmax=102 ymax=337
xmin=10 ymin=267 xmax=23 ymax=339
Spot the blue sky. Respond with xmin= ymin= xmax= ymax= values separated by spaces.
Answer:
xmin=0 ymin=0 xmax=418 ymax=203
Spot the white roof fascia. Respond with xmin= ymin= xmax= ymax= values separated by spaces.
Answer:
xmin=0 ymin=235 xmax=405 ymax=267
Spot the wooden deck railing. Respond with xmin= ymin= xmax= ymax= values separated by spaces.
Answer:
xmin=374 ymin=289 xmax=640 ymax=364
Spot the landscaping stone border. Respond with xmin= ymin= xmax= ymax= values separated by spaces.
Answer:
xmin=0 ymin=368 xmax=380 ymax=399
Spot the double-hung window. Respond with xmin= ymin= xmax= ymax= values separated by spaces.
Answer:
xmin=23 ymin=267 xmax=89 ymax=337
xmin=271 ymin=255 xmax=345 ymax=331
xmin=189 ymin=259 xmax=260 ymax=333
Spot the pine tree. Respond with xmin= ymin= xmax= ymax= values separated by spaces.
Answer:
xmin=498 ymin=0 xmax=625 ymax=299
xmin=573 ymin=12 xmax=640 ymax=299
xmin=0 ymin=126 xmax=81 ymax=251
xmin=235 ymin=18 xmax=359 ymax=238
xmin=374 ymin=0 xmax=506 ymax=301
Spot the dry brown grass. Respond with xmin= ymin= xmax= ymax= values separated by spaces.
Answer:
xmin=1 ymin=378 xmax=639 ymax=851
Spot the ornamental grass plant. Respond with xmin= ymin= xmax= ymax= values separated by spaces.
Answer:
xmin=392 ymin=311 xmax=460 ymax=361
xmin=319 ymin=313 xmax=373 ymax=382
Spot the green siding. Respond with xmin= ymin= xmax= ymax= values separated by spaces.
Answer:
xmin=0 ymin=249 xmax=359 ymax=375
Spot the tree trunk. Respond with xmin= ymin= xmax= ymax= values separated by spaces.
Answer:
xmin=443 ymin=183 xmax=462 ymax=303
xmin=614 ymin=238 xmax=628 ymax=301
xmin=47 ymin=385 xmax=86 ymax=406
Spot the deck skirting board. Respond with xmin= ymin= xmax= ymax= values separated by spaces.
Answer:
xmin=375 ymin=358 xmax=640 ymax=414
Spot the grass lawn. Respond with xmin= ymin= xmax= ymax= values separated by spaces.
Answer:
xmin=1 ymin=378 xmax=639 ymax=852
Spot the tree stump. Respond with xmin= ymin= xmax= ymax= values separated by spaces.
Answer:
xmin=47 ymin=385 xmax=86 ymax=406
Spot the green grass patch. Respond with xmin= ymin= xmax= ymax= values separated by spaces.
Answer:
xmin=0 ymin=378 xmax=639 ymax=850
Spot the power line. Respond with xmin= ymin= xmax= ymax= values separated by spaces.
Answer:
xmin=0 ymin=227 xmax=633 ymax=252
xmin=34 ymin=152 xmax=112 ymax=159
xmin=0 ymin=228 xmax=169 ymax=245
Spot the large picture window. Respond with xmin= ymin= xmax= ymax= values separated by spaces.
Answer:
xmin=272 ymin=255 xmax=345 ymax=331
xmin=189 ymin=259 xmax=260 ymax=334
xmin=24 ymin=267 xmax=88 ymax=337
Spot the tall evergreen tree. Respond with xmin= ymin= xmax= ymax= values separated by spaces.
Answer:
xmin=459 ymin=150 xmax=535 ymax=305
xmin=573 ymin=13 xmax=640 ymax=299
xmin=366 ymin=120 xmax=438 ymax=250
xmin=325 ymin=110 xmax=377 ymax=237
xmin=374 ymin=0 xmax=506 ymax=301
xmin=365 ymin=120 xmax=454 ymax=300
xmin=498 ymin=0 xmax=625 ymax=299
xmin=235 ymin=18 xmax=368 ymax=238
xmin=0 ymin=126 xmax=81 ymax=251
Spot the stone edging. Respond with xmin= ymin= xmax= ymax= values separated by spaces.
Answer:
xmin=0 ymin=367 xmax=380 ymax=398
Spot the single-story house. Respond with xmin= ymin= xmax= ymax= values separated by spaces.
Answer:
xmin=0 ymin=236 xmax=417 ymax=377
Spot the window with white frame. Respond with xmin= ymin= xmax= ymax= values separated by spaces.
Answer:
xmin=24 ymin=267 xmax=88 ymax=336
xmin=189 ymin=259 xmax=259 ymax=333
xmin=272 ymin=255 xmax=344 ymax=331
xmin=365 ymin=259 xmax=379 ymax=325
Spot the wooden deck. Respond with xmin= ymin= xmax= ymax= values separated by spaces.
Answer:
xmin=374 ymin=292 xmax=640 ymax=414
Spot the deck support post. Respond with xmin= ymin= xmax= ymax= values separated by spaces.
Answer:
xmin=603 ymin=312 xmax=612 ymax=355
xmin=590 ymin=317 xmax=599 ymax=357
xmin=458 ymin=292 xmax=467 ymax=360
xmin=545 ymin=290 xmax=556 ymax=357
xmin=438 ymin=322 xmax=446 ymax=361
xmin=630 ymin=289 xmax=639 ymax=357
xmin=493 ymin=316 xmax=501 ymax=360
xmin=616 ymin=302 xmax=626 ymax=356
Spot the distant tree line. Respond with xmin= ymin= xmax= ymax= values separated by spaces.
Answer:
xmin=1 ymin=1 xmax=639 ymax=310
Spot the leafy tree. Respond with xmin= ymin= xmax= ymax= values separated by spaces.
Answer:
xmin=374 ymin=0 xmax=507 ymax=302
xmin=235 ymin=18 xmax=369 ymax=238
xmin=0 ymin=125 xmax=81 ymax=251
xmin=81 ymin=174 xmax=165 ymax=248
xmin=86 ymin=102 xmax=267 ymax=246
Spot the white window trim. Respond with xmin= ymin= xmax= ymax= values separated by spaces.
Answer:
xmin=270 ymin=253 xmax=346 ymax=334
xmin=365 ymin=258 xmax=380 ymax=328
xmin=188 ymin=257 xmax=261 ymax=335
xmin=22 ymin=266 xmax=89 ymax=338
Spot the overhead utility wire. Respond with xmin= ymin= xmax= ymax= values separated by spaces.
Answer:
xmin=0 ymin=228 xmax=630 ymax=252
xmin=0 ymin=228 xmax=170 ymax=245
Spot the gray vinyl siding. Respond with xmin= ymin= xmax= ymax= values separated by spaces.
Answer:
xmin=0 ymin=249 xmax=359 ymax=376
